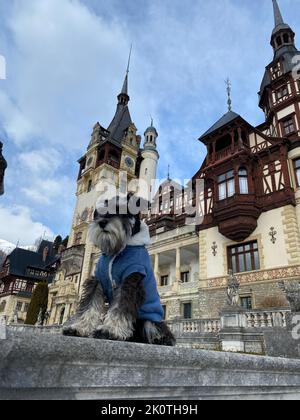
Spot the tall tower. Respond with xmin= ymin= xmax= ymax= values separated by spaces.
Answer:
xmin=139 ymin=121 xmax=159 ymax=201
xmin=259 ymin=0 xmax=300 ymax=141
xmin=47 ymin=59 xmax=141 ymax=325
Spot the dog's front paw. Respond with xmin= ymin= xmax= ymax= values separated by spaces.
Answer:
xmin=93 ymin=328 xmax=111 ymax=340
xmin=93 ymin=314 xmax=133 ymax=341
xmin=63 ymin=326 xmax=82 ymax=337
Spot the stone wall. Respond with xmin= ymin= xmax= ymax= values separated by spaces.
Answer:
xmin=199 ymin=281 xmax=290 ymax=319
xmin=1 ymin=331 xmax=300 ymax=400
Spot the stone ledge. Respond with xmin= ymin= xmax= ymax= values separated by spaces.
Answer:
xmin=1 ymin=332 xmax=300 ymax=400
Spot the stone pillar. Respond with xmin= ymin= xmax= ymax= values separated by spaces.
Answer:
xmin=63 ymin=303 xmax=71 ymax=324
xmin=219 ymin=306 xmax=249 ymax=353
xmin=0 ymin=316 xmax=7 ymax=340
xmin=154 ymin=254 xmax=160 ymax=284
xmin=176 ymin=248 xmax=181 ymax=282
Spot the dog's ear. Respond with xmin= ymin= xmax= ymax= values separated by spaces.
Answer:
xmin=132 ymin=214 xmax=141 ymax=236
xmin=93 ymin=209 xmax=100 ymax=220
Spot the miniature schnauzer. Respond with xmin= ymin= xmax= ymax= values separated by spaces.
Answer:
xmin=63 ymin=193 xmax=176 ymax=346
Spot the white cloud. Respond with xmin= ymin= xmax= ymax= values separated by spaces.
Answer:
xmin=0 ymin=205 xmax=54 ymax=246
xmin=22 ymin=176 xmax=74 ymax=206
xmin=18 ymin=148 xmax=62 ymax=175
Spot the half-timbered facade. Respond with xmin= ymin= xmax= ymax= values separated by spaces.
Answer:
xmin=0 ymin=241 xmax=58 ymax=323
xmin=146 ymin=0 xmax=300 ymax=320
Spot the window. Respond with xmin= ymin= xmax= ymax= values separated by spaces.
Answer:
xmin=218 ymin=170 xmax=235 ymax=200
xmin=240 ymin=296 xmax=253 ymax=310
xmin=276 ymin=36 xmax=282 ymax=47
xmin=183 ymin=303 xmax=192 ymax=319
xmin=87 ymin=180 xmax=92 ymax=193
xmin=74 ymin=232 xmax=83 ymax=246
xmin=16 ymin=302 xmax=23 ymax=312
xmin=294 ymin=159 xmax=300 ymax=187
xmin=181 ymin=272 xmax=190 ymax=283
xmin=276 ymin=85 xmax=288 ymax=101
xmin=239 ymin=168 xmax=249 ymax=194
xmin=162 ymin=305 xmax=167 ymax=320
xmin=160 ymin=275 xmax=169 ymax=287
xmin=23 ymin=303 xmax=29 ymax=313
xmin=282 ymin=117 xmax=295 ymax=135
xmin=228 ymin=241 xmax=260 ymax=274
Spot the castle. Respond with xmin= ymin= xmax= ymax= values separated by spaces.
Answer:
xmin=46 ymin=0 xmax=300 ymax=326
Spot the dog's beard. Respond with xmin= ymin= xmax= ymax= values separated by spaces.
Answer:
xmin=88 ymin=218 xmax=129 ymax=256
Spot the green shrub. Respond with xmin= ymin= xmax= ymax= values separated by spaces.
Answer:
xmin=25 ymin=282 xmax=49 ymax=325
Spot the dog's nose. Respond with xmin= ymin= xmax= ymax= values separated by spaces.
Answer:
xmin=99 ymin=220 xmax=108 ymax=229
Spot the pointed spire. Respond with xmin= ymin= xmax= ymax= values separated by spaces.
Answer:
xmin=121 ymin=44 xmax=132 ymax=96
xmin=225 ymin=78 xmax=232 ymax=112
xmin=272 ymin=0 xmax=284 ymax=27
xmin=167 ymin=164 xmax=171 ymax=181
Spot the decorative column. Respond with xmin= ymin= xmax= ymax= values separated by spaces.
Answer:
xmin=176 ymin=248 xmax=181 ymax=282
xmin=154 ymin=254 xmax=160 ymax=284
xmin=63 ymin=303 xmax=71 ymax=324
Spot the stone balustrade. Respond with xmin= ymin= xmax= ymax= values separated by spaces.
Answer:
xmin=168 ymin=309 xmax=290 ymax=340
xmin=168 ymin=318 xmax=221 ymax=336
xmin=245 ymin=309 xmax=289 ymax=329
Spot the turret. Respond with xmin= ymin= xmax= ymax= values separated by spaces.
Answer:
xmin=139 ymin=121 xmax=159 ymax=201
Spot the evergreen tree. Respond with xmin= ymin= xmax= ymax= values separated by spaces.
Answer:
xmin=25 ymin=282 xmax=49 ymax=325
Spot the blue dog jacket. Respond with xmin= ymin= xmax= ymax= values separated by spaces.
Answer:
xmin=95 ymin=222 xmax=164 ymax=323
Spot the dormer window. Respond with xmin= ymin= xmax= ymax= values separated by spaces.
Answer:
xmin=218 ymin=170 xmax=235 ymax=201
xmin=270 ymin=62 xmax=282 ymax=80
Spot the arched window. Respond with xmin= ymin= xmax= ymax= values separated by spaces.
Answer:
xmin=239 ymin=168 xmax=249 ymax=194
xmin=145 ymin=168 xmax=148 ymax=175
xmin=276 ymin=36 xmax=282 ymax=47
xmin=283 ymin=33 xmax=290 ymax=44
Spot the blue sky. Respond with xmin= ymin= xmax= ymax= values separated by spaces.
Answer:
xmin=0 ymin=0 xmax=299 ymax=245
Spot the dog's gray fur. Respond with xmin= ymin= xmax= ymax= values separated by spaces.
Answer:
xmin=63 ymin=277 xmax=107 ymax=338
xmin=94 ymin=272 xmax=145 ymax=341
xmin=63 ymin=194 xmax=176 ymax=346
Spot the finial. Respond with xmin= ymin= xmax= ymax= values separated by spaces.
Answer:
xmin=167 ymin=164 xmax=171 ymax=181
xmin=225 ymin=78 xmax=232 ymax=112
xmin=150 ymin=115 xmax=154 ymax=127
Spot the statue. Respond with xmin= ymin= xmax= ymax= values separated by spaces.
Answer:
xmin=227 ymin=269 xmax=240 ymax=307
xmin=0 ymin=141 xmax=7 ymax=196
xmin=36 ymin=308 xmax=44 ymax=326
xmin=278 ymin=281 xmax=300 ymax=312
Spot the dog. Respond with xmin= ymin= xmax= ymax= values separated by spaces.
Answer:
xmin=63 ymin=193 xmax=176 ymax=346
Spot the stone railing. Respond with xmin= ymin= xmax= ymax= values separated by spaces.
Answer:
xmin=168 ymin=309 xmax=290 ymax=339
xmin=245 ymin=309 xmax=289 ymax=329
xmin=168 ymin=318 xmax=221 ymax=336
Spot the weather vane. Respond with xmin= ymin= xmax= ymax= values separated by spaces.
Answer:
xmin=225 ymin=78 xmax=232 ymax=112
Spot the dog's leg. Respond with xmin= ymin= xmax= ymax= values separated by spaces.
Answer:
xmin=143 ymin=320 xmax=176 ymax=347
xmin=94 ymin=273 xmax=145 ymax=341
xmin=63 ymin=277 xmax=107 ymax=338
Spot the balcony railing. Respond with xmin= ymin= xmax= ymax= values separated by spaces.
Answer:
xmin=215 ymin=145 xmax=233 ymax=162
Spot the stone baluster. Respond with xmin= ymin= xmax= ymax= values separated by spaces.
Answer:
xmin=267 ymin=312 xmax=273 ymax=327
xmin=254 ymin=313 xmax=259 ymax=328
